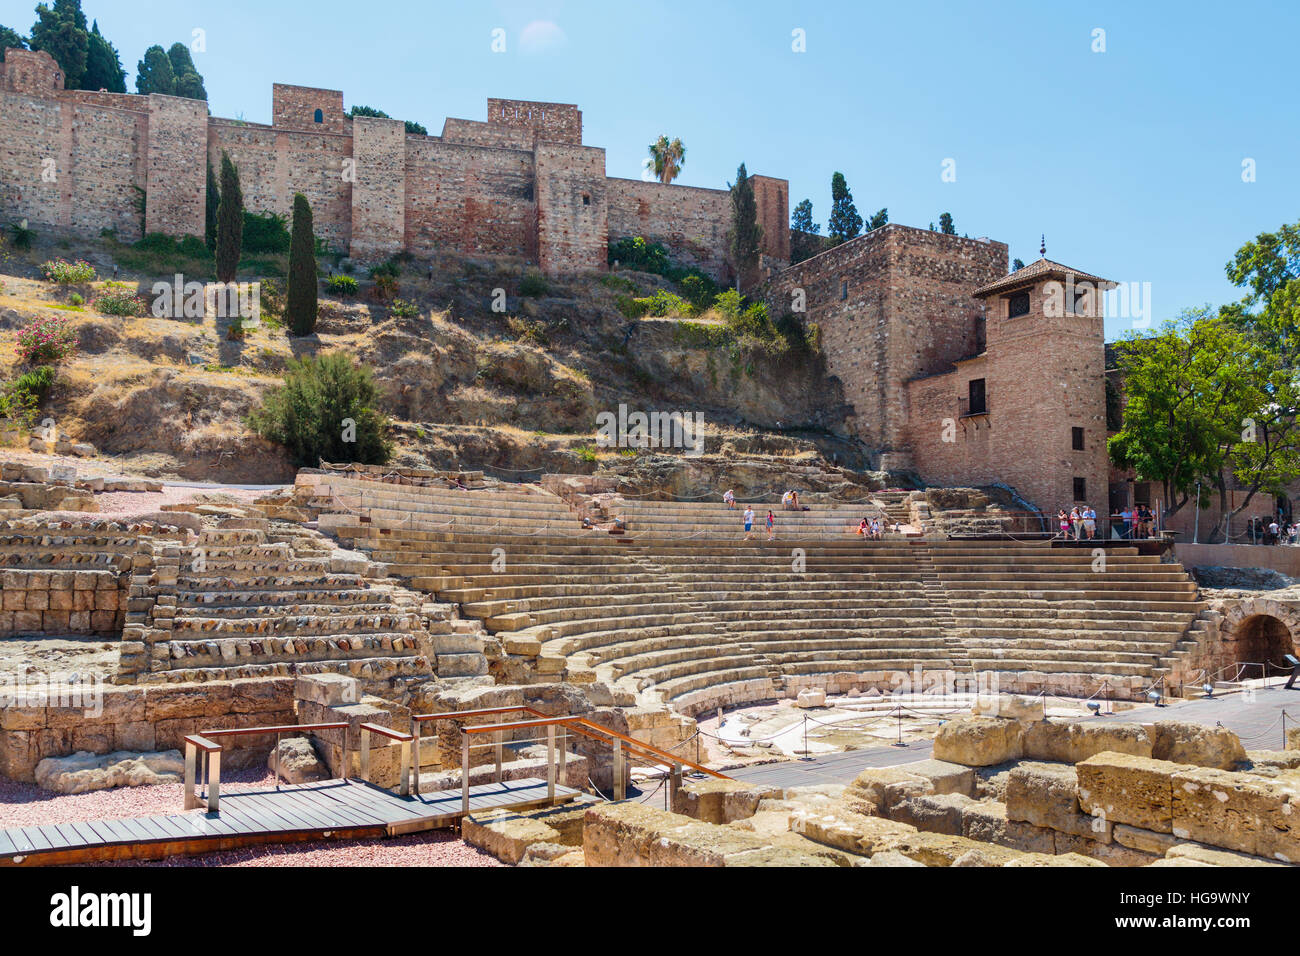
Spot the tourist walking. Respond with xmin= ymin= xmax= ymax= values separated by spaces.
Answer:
xmin=743 ymin=506 xmax=754 ymax=540
xmin=766 ymin=510 xmax=775 ymax=541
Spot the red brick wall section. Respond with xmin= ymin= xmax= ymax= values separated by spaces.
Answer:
xmin=145 ymin=95 xmax=208 ymax=238
xmin=273 ymin=83 xmax=346 ymax=133
xmin=487 ymin=98 xmax=582 ymax=145
xmin=349 ymin=115 xmax=406 ymax=261
xmin=404 ymin=139 xmax=537 ymax=261
xmin=536 ymin=144 xmax=607 ymax=275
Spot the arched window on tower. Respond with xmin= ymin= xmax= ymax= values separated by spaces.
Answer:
xmin=314 ymin=108 xmax=323 ymax=124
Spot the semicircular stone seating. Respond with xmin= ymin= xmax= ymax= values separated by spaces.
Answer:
xmin=321 ymin=477 xmax=1208 ymax=714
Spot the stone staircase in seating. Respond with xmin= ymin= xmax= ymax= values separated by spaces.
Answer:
xmin=601 ymin=496 xmax=894 ymax=539
xmin=127 ymin=519 xmax=482 ymax=690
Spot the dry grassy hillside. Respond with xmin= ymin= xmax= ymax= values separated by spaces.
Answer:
xmin=0 ymin=230 xmax=859 ymax=483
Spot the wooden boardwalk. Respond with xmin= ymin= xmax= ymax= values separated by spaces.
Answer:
xmin=0 ymin=776 xmax=581 ymax=866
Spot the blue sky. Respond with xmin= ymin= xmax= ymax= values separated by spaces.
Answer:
xmin=3 ymin=0 xmax=1295 ymax=339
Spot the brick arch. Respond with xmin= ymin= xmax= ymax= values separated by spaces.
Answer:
xmin=1218 ymin=599 xmax=1300 ymax=677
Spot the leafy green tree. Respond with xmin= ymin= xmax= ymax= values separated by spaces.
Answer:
xmin=791 ymin=199 xmax=818 ymax=234
xmin=726 ymin=163 xmax=763 ymax=291
xmin=648 ymin=135 xmax=687 ymax=184
xmin=349 ymin=105 xmax=425 ymax=135
xmin=248 ymin=353 xmax=392 ymax=467
xmin=82 ymin=20 xmax=124 ymax=91
xmin=286 ymin=193 xmax=318 ymax=336
xmin=29 ymin=0 xmax=88 ymax=89
xmin=0 ymin=25 xmax=29 ymax=59
xmin=827 ymin=172 xmax=862 ymax=244
xmin=868 ymin=208 xmax=888 ymax=230
xmin=204 ymin=161 xmax=220 ymax=250
xmin=1012 ymin=258 xmax=1025 ymax=271
xmin=134 ymin=44 xmax=173 ymax=94
xmin=1220 ymin=220 xmax=1300 ymax=364
xmin=939 ymin=212 xmax=956 ymax=235
xmin=214 ymin=151 xmax=243 ymax=283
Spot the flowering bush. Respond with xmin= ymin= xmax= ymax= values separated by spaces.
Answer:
xmin=39 ymin=258 xmax=96 ymax=284
xmin=15 ymin=313 xmax=78 ymax=365
xmin=93 ymin=288 xmax=148 ymax=317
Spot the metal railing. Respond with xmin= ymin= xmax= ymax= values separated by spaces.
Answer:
xmin=182 ymin=720 xmax=413 ymax=813
xmin=411 ymin=706 xmax=727 ymax=814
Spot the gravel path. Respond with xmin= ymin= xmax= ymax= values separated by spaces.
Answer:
xmin=94 ymin=485 xmax=272 ymax=516
xmin=0 ymin=771 xmax=502 ymax=867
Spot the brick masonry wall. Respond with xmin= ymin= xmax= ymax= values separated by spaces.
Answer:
xmin=145 ymin=95 xmax=208 ymax=238
xmin=763 ymin=226 xmax=1006 ymax=463
xmin=607 ymin=177 xmax=733 ymax=281
xmin=0 ymin=80 xmax=785 ymax=277
xmin=536 ymin=143 xmax=607 ymax=275
xmin=486 ymin=98 xmax=581 ymax=144
xmin=272 ymin=83 xmax=346 ymax=133
xmin=350 ymin=115 xmax=406 ymax=261
xmin=404 ymin=138 xmax=537 ymax=260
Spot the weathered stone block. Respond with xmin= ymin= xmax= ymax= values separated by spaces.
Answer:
xmin=1077 ymin=752 xmax=1191 ymax=834
xmin=1006 ymin=761 xmax=1109 ymax=840
xmin=1151 ymin=721 xmax=1247 ymax=770
xmin=1021 ymin=720 xmax=1152 ymax=764
xmin=671 ymin=778 xmax=781 ymax=824
xmin=932 ymin=716 xmax=1024 ymax=766
xmin=1170 ymin=765 xmax=1300 ymax=862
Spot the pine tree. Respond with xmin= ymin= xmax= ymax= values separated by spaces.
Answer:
xmin=0 ymin=25 xmax=29 ymax=60
xmin=205 ymin=161 xmax=220 ymax=251
xmin=939 ymin=212 xmax=956 ymax=235
xmin=869 ymin=208 xmax=889 ymax=230
xmin=791 ymin=199 xmax=819 ymax=234
xmin=82 ymin=21 xmax=124 ymax=91
xmin=29 ymin=1 xmax=88 ymax=89
xmin=827 ymin=172 xmax=862 ymax=244
xmin=135 ymin=44 xmax=173 ymax=94
xmin=286 ymin=193 xmax=318 ymax=336
xmin=726 ymin=163 xmax=763 ymax=292
xmin=214 ymin=151 xmax=243 ymax=282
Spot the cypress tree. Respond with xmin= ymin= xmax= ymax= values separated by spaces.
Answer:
xmin=827 ymin=172 xmax=862 ymax=244
xmin=726 ymin=162 xmax=763 ymax=292
xmin=214 ymin=151 xmax=243 ymax=282
xmin=286 ymin=193 xmax=317 ymax=336
xmin=204 ymin=161 xmax=219 ymax=251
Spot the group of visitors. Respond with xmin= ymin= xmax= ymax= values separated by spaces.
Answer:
xmin=781 ymin=489 xmax=809 ymax=511
xmin=1250 ymin=517 xmax=1299 ymax=545
xmin=1114 ymin=504 xmax=1155 ymax=539
xmin=1057 ymin=506 xmax=1099 ymax=540
xmin=857 ymin=517 xmax=884 ymax=539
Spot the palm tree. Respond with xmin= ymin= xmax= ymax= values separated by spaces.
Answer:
xmin=648 ymin=135 xmax=687 ymax=184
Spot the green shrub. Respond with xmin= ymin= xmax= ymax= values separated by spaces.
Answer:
xmin=40 ymin=258 xmax=96 ymax=284
xmin=599 ymin=274 xmax=638 ymax=294
xmin=506 ymin=316 xmax=548 ymax=347
xmin=10 ymin=365 xmax=55 ymax=406
xmin=243 ymin=211 xmax=290 ymax=254
xmin=368 ymin=258 xmax=402 ymax=280
xmin=371 ymin=274 xmax=398 ymax=301
xmin=713 ymin=288 xmax=743 ymax=319
xmin=678 ymin=274 xmax=718 ymax=313
xmin=9 ymin=221 xmax=35 ymax=250
xmin=226 ymin=316 xmax=247 ymax=341
xmin=178 ymin=234 xmax=209 ymax=259
xmin=608 ymin=236 xmax=671 ymax=274
xmin=247 ymin=352 xmax=392 ymax=468
xmin=576 ymin=445 xmax=599 ymax=463
xmin=615 ymin=294 xmax=649 ymax=319
xmin=326 ymin=274 xmax=358 ymax=296
xmin=519 ymin=270 xmax=549 ymax=297
xmin=93 ymin=288 xmax=148 ymax=317
xmin=68 ymin=293 xmax=84 ymax=307
xmin=390 ymin=298 xmax=419 ymax=319
xmin=286 ymin=193 xmax=318 ymax=336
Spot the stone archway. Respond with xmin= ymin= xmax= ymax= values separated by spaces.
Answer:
xmin=1218 ymin=599 xmax=1300 ymax=678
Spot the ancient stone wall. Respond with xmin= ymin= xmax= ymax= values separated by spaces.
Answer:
xmin=272 ymin=83 xmax=347 ymax=133
xmin=763 ymin=227 xmax=1006 ymax=467
xmin=536 ymin=144 xmax=607 ymax=275
xmin=350 ymin=115 xmax=406 ymax=260
xmin=487 ymin=97 xmax=582 ymax=145
xmin=607 ymin=178 xmax=733 ymax=281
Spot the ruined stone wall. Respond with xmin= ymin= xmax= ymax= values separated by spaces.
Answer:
xmin=69 ymin=101 xmax=148 ymax=238
xmin=0 ymin=86 xmax=70 ymax=229
xmin=749 ymin=175 xmax=790 ymax=264
xmin=606 ymin=178 xmax=733 ymax=281
xmin=536 ymin=144 xmax=607 ymax=275
xmin=272 ymin=83 xmax=347 ymax=133
xmin=441 ymin=117 xmax=533 ymax=149
xmin=404 ymin=138 xmax=537 ymax=260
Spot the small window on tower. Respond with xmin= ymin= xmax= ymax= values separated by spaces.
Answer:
xmin=1072 ymin=426 xmax=1085 ymax=451
xmin=582 ymin=194 xmax=590 ymax=206
xmin=313 ymin=109 xmax=323 ymax=124
xmin=1008 ymin=291 xmax=1030 ymax=318
xmin=840 ymin=280 xmax=848 ymax=301
xmin=1073 ymin=477 xmax=1087 ymax=501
